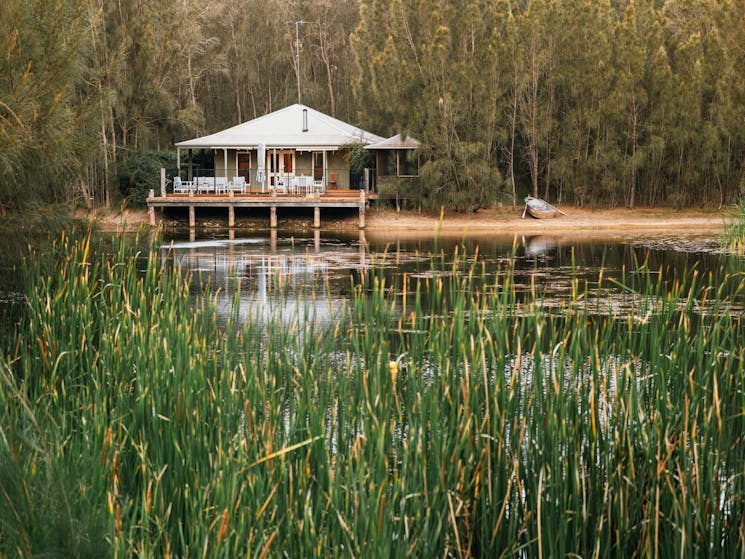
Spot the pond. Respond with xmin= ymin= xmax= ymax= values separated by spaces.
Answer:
xmin=160 ymin=227 xmax=739 ymax=327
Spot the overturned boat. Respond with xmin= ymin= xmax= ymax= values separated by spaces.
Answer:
xmin=522 ymin=196 xmax=564 ymax=219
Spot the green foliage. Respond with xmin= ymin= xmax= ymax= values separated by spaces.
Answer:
xmin=352 ymin=0 xmax=745 ymax=209
xmin=344 ymin=142 xmax=373 ymax=174
xmin=376 ymin=177 xmax=421 ymax=210
xmin=0 ymin=0 xmax=96 ymax=209
xmin=0 ymin=441 xmax=111 ymax=558
xmin=117 ymin=152 xmax=175 ymax=206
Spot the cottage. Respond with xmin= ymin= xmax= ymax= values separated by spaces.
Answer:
xmin=147 ymin=104 xmax=420 ymax=228
xmin=175 ymin=103 xmax=409 ymax=193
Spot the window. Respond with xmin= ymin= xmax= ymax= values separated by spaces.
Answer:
xmin=398 ymin=150 xmax=419 ymax=177
xmin=379 ymin=151 xmax=396 ymax=177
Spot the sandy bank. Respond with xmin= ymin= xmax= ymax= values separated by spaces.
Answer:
xmin=80 ymin=205 xmax=730 ymax=239
xmin=365 ymin=206 xmax=727 ymax=240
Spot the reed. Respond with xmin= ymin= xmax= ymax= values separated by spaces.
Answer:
xmin=723 ymin=201 xmax=745 ymax=253
xmin=1 ymin=230 xmax=743 ymax=557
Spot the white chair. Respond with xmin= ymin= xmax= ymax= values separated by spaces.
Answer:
xmin=174 ymin=176 xmax=195 ymax=194
xmin=313 ymin=177 xmax=325 ymax=194
xmin=173 ymin=176 xmax=186 ymax=194
xmin=274 ymin=176 xmax=287 ymax=194
xmin=197 ymin=177 xmax=214 ymax=194
xmin=295 ymin=176 xmax=309 ymax=195
xmin=228 ymin=176 xmax=246 ymax=194
xmin=214 ymin=177 xmax=228 ymax=194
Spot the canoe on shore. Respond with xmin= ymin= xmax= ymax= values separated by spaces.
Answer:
xmin=522 ymin=196 xmax=564 ymax=219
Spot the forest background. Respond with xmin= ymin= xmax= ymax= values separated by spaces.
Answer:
xmin=1 ymin=0 xmax=744 ymax=214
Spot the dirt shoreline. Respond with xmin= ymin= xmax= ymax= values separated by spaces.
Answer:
xmin=365 ymin=206 xmax=727 ymax=240
xmin=83 ymin=205 xmax=729 ymax=239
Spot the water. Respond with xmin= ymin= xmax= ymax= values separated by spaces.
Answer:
xmin=160 ymin=228 xmax=740 ymax=327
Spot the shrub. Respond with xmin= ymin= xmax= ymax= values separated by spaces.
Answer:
xmin=117 ymin=152 xmax=176 ymax=206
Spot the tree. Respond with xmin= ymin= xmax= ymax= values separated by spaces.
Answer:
xmin=0 ymin=0 xmax=96 ymax=209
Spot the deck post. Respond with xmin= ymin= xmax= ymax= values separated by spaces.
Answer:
xmin=189 ymin=205 xmax=195 ymax=228
xmin=270 ymin=206 xmax=277 ymax=228
xmin=148 ymin=190 xmax=156 ymax=225
xmin=314 ymin=206 xmax=320 ymax=228
xmin=160 ymin=168 xmax=166 ymax=197
xmin=228 ymin=206 xmax=235 ymax=227
xmin=359 ymin=190 xmax=366 ymax=229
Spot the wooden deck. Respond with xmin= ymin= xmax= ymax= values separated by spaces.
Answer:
xmin=146 ymin=189 xmax=373 ymax=228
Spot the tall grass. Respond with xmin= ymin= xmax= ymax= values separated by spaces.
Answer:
xmin=723 ymin=201 xmax=745 ymax=253
xmin=1 ymin=230 xmax=743 ymax=557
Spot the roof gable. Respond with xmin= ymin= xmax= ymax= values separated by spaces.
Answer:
xmin=365 ymin=134 xmax=421 ymax=150
xmin=175 ymin=104 xmax=385 ymax=149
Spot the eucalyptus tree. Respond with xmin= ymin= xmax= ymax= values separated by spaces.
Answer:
xmin=0 ymin=0 xmax=105 ymax=210
xmin=512 ymin=0 xmax=558 ymax=200
xmin=714 ymin=0 xmax=745 ymax=201
xmin=662 ymin=0 xmax=745 ymax=206
xmin=352 ymin=0 xmax=505 ymax=211
xmin=548 ymin=1 xmax=614 ymax=206
xmin=81 ymin=0 xmax=218 ymax=205
xmin=609 ymin=0 xmax=658 ymax=208
xmin=295 ymin=0 xmax=360 ymax=120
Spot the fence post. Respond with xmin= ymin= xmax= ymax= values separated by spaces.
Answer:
xmin=160 ymin=168 xmax=166 ymax=197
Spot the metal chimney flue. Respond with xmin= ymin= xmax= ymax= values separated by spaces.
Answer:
xmin=302 ymin=108 xmax=308 ymax=132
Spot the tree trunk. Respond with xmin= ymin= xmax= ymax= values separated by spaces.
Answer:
xmin=509 ymin=76 xmax=518 ymax=208
xmin=319 ymin=27 xmax=336 ymax=117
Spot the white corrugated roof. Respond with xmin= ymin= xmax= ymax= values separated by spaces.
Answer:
xmin=175 ymin=104 xmax=385 ymax=149
xmin=365 ymin=134 xmax=421 ymax=150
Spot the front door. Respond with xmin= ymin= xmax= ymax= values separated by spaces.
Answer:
xmin=268 ymin=150 xmax=294 ymax=186
xmin=237 ymin=153 xmax=251 ymax=183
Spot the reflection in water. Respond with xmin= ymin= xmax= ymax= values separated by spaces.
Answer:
xmin=162 ymin=233 xmax=370 ymax=326
xmin=160 ymin=229 xmax=738 ymax=327
xmin=522 ymin=235 xmax=559 ymax=258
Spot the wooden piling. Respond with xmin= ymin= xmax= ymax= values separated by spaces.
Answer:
xmin=148 ymin=190 xmax=156 ymax=225
xmin=228 ymin=206 xmax=235 ymax=227
xmin=189 ymin=205 xmax=195 ymax=228
xmin=314 ymin=206 xmax=320 ymax=228
xmin=270 ymin=206 xmax=277 ymax=228
xmin=359 ymin=190 xmax=366 ymax=229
